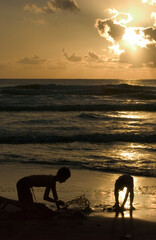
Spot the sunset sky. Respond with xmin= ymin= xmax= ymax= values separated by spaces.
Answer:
xmin=0 ymin=0 xmax=156 ymax=79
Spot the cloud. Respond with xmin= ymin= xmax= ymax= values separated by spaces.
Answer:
xmin=24 ymin=4 xmax=47 ymax=14
xmin=88 ymin=51 xmax=101 ymax=62
xmin=62 ymin=49 xmax=82 ymax=62
xmin=106 ymin=8 xmax=133 ymax=25
xmin=50 ymin=0 xmax=79 ymax=12
xmin=151 ymin=12 xmax=156 ymax=26
xmin=144 ymin=26 xmax=156 ymax=40
xmin=142 ymin=0 xmax=156 ymax=6
xmin=24 ymin=0 xmax=79 ymax=14
xmin=95 ymin=9 xmax=156 ymax=68
xmin=119 ymin=26 xmax=156 ymax=67
xmin=95 ymin=18 xmax=125 ymax=43
xmin=120 ymin=42 xmax=156 ymax=67
xmin=85 ymin=51 xmax=106 ymax=63
xmin=18 ymin=55 xmax=46 ymax=65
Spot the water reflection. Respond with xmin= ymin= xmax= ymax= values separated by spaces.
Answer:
xmin=118 ymin=112 xmax=141 ymax=119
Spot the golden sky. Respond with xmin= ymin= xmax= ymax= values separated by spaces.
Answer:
xmin=0 ymin=0 xmax=156 ymax=79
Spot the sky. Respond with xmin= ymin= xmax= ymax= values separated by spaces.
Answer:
xmin=0 ymin=0 xmax=156 ymax=79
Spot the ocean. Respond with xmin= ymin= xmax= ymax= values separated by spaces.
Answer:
xmin=0 ymin=78 xmax=156 ymax=178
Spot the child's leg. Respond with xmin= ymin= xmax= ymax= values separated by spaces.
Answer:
xmin=16 ymin=178 xmax=33 ymax=205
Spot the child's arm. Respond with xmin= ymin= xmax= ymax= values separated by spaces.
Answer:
xmin=43 ymin=186 xmax=64 ymax=210
xmin=43 ymin=186 xmax=58 ymax=203
xmin=130 ymin=187 xmax=134 ymax=209
xmin=114 ymin=186 xmax=119 ymax=207
xmin=51 ymin=184 xmax=65 ymax=209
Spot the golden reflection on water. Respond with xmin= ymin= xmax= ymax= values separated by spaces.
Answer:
xmin=119 ymin=149 xmax=137 ymax=161
xmin=116 ymin=143 xmax=144 ymax=167
xmin=118 ymin=112 xmax=141 ymax=119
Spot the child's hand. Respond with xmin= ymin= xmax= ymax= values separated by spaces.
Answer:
xmin=57 ymin=200 xmax=65 ymax=206
xmin=113 ymin=203 xmax=119 ymax=209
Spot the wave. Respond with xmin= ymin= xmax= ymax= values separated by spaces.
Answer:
xmin=0 ymin=103 xmax=155 ymax=112
xmin=1 ymin=83 xmax=156 ymax=99
xmin=0 ymin=132 xmax=156 ymax=144
xmin=1 ymin=83 xmax=155 ymax=112
xmin=0 ymin=157 xmax=155 ymax=178
xmin=78 ymin=113 xmax=142 ymax=121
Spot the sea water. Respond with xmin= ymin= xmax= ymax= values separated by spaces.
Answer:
xmin=0 ymin=78 xmax=155 ymax=178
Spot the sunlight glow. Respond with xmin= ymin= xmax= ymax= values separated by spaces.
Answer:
xmin=103 ymin=8 xmax=156 ymax=55
xmin=151 ymin=12 xmax=156 ymax=26
xmin=107 ymin=8 xmax=118 ymax=15
xmin=109 ymin=44 xmax=125 ymax=55
xmin=107 ymin=8 xmax=133 ymax=25
xmin=114 ymin=14 xmax=133 ymax=25
xmin=142 ymin=0 xmax=156 ymax=5
xmin=122 ymin=27 xmax=151 ymax=50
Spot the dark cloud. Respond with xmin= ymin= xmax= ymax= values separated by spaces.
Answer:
xmin=88 ymin=51 xmax=100 ymax=61
xmin=50 ymin=0 xmax=79 ymax=12
xmin=24 ymin=4 xmax=52 ymax=14
xmin=119 ymin=43 xmax=156 ymax=67
xmin=95 ymin=12 xmax=156 ymax=68
xmin=119 ymin=26 xmax=156 ymax=67
xmin=95 ymin=18 xmax=125 ymax=42
xmin=86 ymin=51 xmax=105 ymax=63
xmin=63 ymin=49 xmax=82 ymax=62
xmin=24 ymin=0 xmax=79 ymax=14
xmin=144 ymin=27 xmax=156 ymax=41
xmin=18 ymin=55 xmax=46 ymax=65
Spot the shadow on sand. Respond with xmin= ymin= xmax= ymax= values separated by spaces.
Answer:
xmin=112 ymin=209 xmax=134 ymax=240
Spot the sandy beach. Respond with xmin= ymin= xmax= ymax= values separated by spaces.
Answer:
xmin=0 ymin=164 xmax=156 ymax=239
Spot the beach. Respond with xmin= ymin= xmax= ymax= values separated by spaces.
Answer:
xmin=0 ymin=78 xmax=156 ymax=239
xmin=1 ymin=0 xmax=156 ymax=237
xmin=0 ymin=164 xmax=156 ymax=239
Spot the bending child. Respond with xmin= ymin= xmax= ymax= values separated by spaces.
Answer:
xmin=113 ymin=174 xmax=134 ymax=210
xmin=16 ymin=167 xmax=71 ymax=210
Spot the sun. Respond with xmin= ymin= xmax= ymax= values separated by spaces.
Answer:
xmin=122 ymin=27 xmax=151 ymax=50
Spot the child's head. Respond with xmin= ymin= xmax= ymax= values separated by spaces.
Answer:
xmin=57 ymin=167 xmax=71 ymax=183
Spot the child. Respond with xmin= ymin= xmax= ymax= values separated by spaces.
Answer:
xmin=16 ymin=167 xmax=71 ymax=210
xmin=113 ymin=174 xmax=134 ymax=210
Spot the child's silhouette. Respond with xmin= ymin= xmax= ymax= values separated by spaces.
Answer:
xmin=113 ymin=174 xmax=134 ymax=211
xmin=16 ymin=167 xmax=71 ymax=210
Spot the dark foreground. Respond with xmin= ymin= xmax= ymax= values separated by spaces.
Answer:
xmin=0 ymin=202 xmax=155 ymax=240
